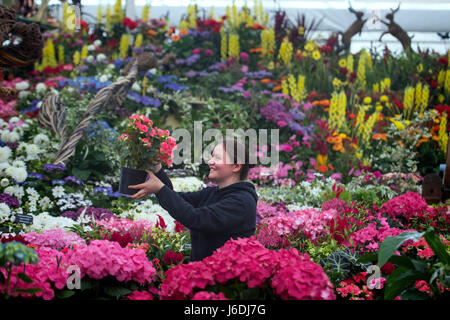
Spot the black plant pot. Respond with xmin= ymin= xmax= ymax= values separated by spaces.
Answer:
xmin=118 ymin=167 xmax=148 ymax=195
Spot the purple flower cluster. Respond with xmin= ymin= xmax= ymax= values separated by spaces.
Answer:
xmin=244 ymin=70 xmax=273 ymax=79
xmin=64 ymin=176 xmax=84 ymax=185
xmin=61 ymin=207 xmax=117 ymax=221
xmin=93 ymin=186 xmax=123 ymax=198
xmin=43 ymin=163 xmax=66 ymax=172
xmin=260 ymin=100 xmax=294 ymax=124
xmin=28 ymin=172 xmax=45 ymax=180
xmin=127 ymin=92 xmax=162 ymax=108
xmin=0 ymin=193 xmax=20 ymax=207
xmin=175 ymin=54 xmax=201 ymax=66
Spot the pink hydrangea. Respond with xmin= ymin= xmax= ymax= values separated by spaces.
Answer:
xmin=271 ymin=248 xmax=336 ymax=300
xmin=192 ymin=291 xmax=228 ymax=300
xmin=96 ymin=218 xmax=154 ymax=242
xmin=0 ymin=246 xmax=69 ymax=300
xmin=160 ymin=237 xmax=335 ymax=300
xmin=350 ymin=218 xmax=415 ymax=252
xmin=256 ymin=208 xmax=339 ymax=246
xmin=64 ymin=240 xmax=156 ymax=284
xmin=0 ymin=100 xmax=17 ymax=119
xmin=321 ymin=198 xmax=349 ymax=215
xmin=23 ymin=229 xmax=86 ymax=250
xmin=127 ymin=290 xmax=154 ymax=300
xmin=381 ymin=192 xmax=429 ymax=220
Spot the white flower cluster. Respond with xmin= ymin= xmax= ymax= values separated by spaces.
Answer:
xmin=171 ymin=176 xmax=206 ymax=193
xmin=0 ymin=202 xmax=12 ymax=223
xmin=0 ymin=152 xmax=28 ymax=184
xmin=119 ymin=199 xmax=176 ymax=233
xmin=3 ymin=185 xmax=24 ymax=200
xmin=25 ymin=212 xmax=76 ymax=233
xmin=53 ymin=188 xmax=92 ymax=211
xmin=286 ymin=203 xmax=319 ymax=212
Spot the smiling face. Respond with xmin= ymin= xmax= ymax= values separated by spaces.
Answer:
xmin=208 ymin=144 xmax=241 ymax=183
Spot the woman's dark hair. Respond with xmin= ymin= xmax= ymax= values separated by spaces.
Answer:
xmin=221 ymin=138 xmax=255 ymax=181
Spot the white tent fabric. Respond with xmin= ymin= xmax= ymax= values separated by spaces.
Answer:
xmin=41 ymin=0 xmax=450 ymax=53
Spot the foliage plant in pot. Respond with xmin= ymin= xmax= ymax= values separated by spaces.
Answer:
xmin=118 ymin=114 xmax=177 ymax=195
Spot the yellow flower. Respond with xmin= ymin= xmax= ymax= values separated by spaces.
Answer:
xmin=376 ymin=105 xmax=383 ymax=112
xmin=278 ymin=38 xmax=293 ymax=66
xmin=363 ymin=97 xmax=372 ymax=104
xmin=304 ymin=42 xmax=314 ymax=52
xmin=380 ymin=95 xmax=389 ymax=103
xmin=312 ymin=50 xmax=321 ymax=61
xmin=417 ymin=63 xmax=423 ymax=73
xmin=298 ymin=26 xmax=305 ymax=35
xmin=438 ymin=94 xmax=445 ymax=104
xmin=332 ymin=77 xmax=342 ymax=89
xmin=338 ymin=59 xmax=347 ymax=68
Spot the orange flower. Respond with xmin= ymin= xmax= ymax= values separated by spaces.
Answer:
xmin=180 ymin=30 xmax=188 ymax=36
xmin=313 ymin=99 xmax=330 ymax=107
xmin=272 ymin=85 xmax=282 ymax=92
xmin=350 ymin=143 xmax=358 ymax=149
xmin=415 ymin=137 xmax=429 ymax=147
xmin=260 ymin=78 xmax=272 ymax=84
xmin=372 ymin=133 xmax=388 ymax=141
xmin=251 ymin=24 xmax=265 ymax=30
xmin=318 ymin=165 xmax=328 ymax=173
xmin=250 ymin=47 xmax=263 ymax=53
xmin=328 ymin=163 xmax=335 ymax=171
xmin=147 ymin=29 xmax=157 ymax=36
xmin=348 ymin=113 xmax=356 ymax=119
xmin=172 ymin=34 xmax=180 ymax=42
xmin=432 ymin=135 xmax=440 ymax=141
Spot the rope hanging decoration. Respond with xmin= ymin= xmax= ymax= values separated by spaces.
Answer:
xmin=38 ymin=52 xmax=177 ymax=166
xmin=0 ymin=5 xmax=44 ymax=97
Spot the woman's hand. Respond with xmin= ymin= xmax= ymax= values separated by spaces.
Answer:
xmin=128 ymin=170 xmax=165 ymax=200
xmin=150 ymin=160 xmax=162 ymax=173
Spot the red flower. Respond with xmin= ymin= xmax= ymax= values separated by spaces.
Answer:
xmin=380 ymin=262 xmax=396 ymax=275
xmin=438 ymin=56 xmax=448 ymax=66
xmin=319 ymin=45 xmax=332 ymax=54
xmin=106 ymin=39 xmax=118 ymax=49
xmin=109 ymin=231 xmax=133 ymax=248
xmin=162 ymin=250 xmax=184 ymax=266
xmin=122 ymin=17 xmax=138 ymax=30
xmin=80 ymin=20 xmax=89 ymax=32
xmin=174 ymin=220 xmax=186 ymax=233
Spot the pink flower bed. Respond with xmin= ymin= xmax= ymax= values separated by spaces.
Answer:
xmin=23 ymin=229 xmax=86 ymax=250
xmin=160 ymin=236 xmax=335 ymax=300
xmin=380 ymin=192 xmax=429 ymax=220
xmin=256 ymin=208 xmax=339 ymax=247
xmin=1 ymin=240 xmax=156 ymax=300
xmin=96 ymin=218 xmax=154 ymax=242
xmin=63 ymin=240 xmax=156 ymax=283
xmin=350 ymin=217 xmax=416 ymax=252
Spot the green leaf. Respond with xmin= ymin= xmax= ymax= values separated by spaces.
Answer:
xmin=72 ymin=167 xmax=91 ymax=181
xmin=56 ymin=290 xmax=76 ymax=299
xmin=400 ymin=288 xmax=431 ymax=300
xmin=384 ymin=267 xmax=427 ymax=300
xmin=14 ymin=287 xmax=42 ymax=294
xmin=424 ymin=230 xmax=450 ymax=266
xmin=378 ymin=231 xmax=425 ymax=267
xmin=103 ymin=286 xmax=132 ymax=297
xmin=357 ymin=253 xmax=378 ymax=263
xmin=17 ymin=272 xmax=33 ymax=284
xmin=388 ymin=255 xmax=415 ymax=269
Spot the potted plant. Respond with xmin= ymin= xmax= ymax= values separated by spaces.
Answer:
xmin=118 ymin=114 xmax=177 ymax=195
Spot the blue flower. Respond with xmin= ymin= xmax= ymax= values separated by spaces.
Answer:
xmin=51 ymin=179 xmax=66 ymax=185
xmin=164 ymin=82 xmax=188 ymax=92
xmin=114 ymin=58 xmax=124 ymax=69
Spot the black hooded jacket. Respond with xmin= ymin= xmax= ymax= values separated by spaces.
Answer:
xmin=154 ymin=169 xmax=258 ymax=262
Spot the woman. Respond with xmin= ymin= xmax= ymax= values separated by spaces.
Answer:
xmin=128 ymin=138 xmax=258 ymax=262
